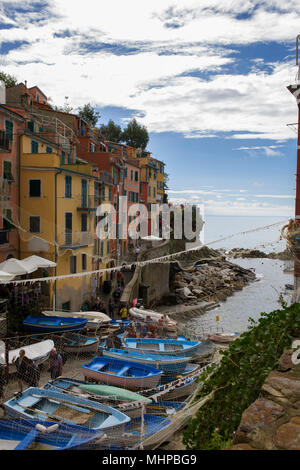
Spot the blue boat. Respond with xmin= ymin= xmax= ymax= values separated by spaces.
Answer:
xmin=102 ymin=348 xmax=191 ymax=376
xmin=0 ymin=418 xmax=103 ymax=450
xmin=81 ymin=356 xmax=162 ymax=390
xmin=98 ymin=414 xmax=172 ymax=449
xmin=23 ymin=315 xmax=88 ymax=333
xmin=110 ymin=319 xmax=131 ymax=328
xmin=3 ymin=387 xmax=131 ymax=432
xmin=122 ymin=337 xmax=205 ymax=357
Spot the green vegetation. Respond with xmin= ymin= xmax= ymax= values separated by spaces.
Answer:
xmin=0 ymin=71 xmax=18 ymax=88
xmin=78 ymin=102 xmax=101 ymax=126
xmin=183 ymin=302 xmax=300 ymax=450
xmin=99 ymin=119 xmax=123 ymax=142
xmin=122 ymin=118 xmax=149 ymax=150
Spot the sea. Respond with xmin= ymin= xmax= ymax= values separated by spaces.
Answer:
xmin=185 ymin=215 xmax=294 ymax=336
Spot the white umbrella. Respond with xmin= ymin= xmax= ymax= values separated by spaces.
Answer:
xmin=0 ymin=270 xmax=15 ymax=281
xmin=0 ymin=258 xmax=37 ymax=275
xmin=22 ymin=255 xmax=56 ymax=269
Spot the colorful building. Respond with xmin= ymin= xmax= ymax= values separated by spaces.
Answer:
xmin=0 ymin=105 xmax=25 ymax=262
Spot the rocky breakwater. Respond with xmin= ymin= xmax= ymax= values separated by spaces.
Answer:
xmin=228 ymin=348 xmax=300 ymax=450
xmin=171 ymin=258 xmax=256 ymax=306
xmin=227 ymin=248 xmax=292 ymax=260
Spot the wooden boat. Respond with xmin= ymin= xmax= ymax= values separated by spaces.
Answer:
xmin=0 ymin=339 xmax=54 ymax=373
xmin=44 ymin=377 xmax=151 ymax=419
xmin=23 ymin=315 xmax=88 ymax=333
xmin=0 ymin=418 xmax=104 ymax=450
xmin=81 ymin=356 xmax=162 ymax=391
xmin=60 ymin=332 xmax=99 ymax=354
xmin=3 ymin=387 xmax=131 ymax=432
xmin=43 ymin=310 xmax=111 ymax=330
xmin=129 ymin=307 xmax=177 ymax=332
xmin=103 ymin=348 xmax=191 ymax=376
xmin=122 ymin=337 xmax=205 ymax=358
xmin=141 ymin=373 xmax=200 ymax=401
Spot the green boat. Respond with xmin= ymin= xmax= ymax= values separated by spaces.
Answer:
xmin=78 ymin=383 xmax=152 ymax=404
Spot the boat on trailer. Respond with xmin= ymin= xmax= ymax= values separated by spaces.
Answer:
xmin=0 ymin=418 xmax=104 ymax=450
xmin=102 ymin=348 xmax=191 ymax=376
xmin=3 ymin=387 xmax=131 ymax=432
xmin=23 ymin=316 xmax=88 ymax=333
xmin=81 ymin=356 xmax=162 ymax=391
xmin=122 ymin=337 xmax=205 ymax=358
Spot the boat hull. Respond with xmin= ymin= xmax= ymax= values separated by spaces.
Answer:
xmin=103 ymin=349 xmax=191 ymax=376
xmin=61 ymin=334 xmax=99 ymax=354
xmin=81 ymin=357 xmax=162 ymax=391
xmin=23 ymin=316 xmax=88 ymax=333
xmin=122 ymin=338 xmax=203 ymax=358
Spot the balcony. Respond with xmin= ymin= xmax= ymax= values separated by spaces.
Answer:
xmin=77 ymin=195 xmax=96 ymax=212
xmin=58 ymin=231 xmax=93 ymax=249
xmin=0 ymin=131 xmax=11 ymax=152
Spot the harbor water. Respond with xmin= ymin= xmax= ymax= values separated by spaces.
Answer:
xmin=185 ymin=258 xmax=294 ymax=336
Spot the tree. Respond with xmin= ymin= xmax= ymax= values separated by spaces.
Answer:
xmin=122 ymin=118 xmax=149 ymax=149
xmin=54 ymin=96 xmax=73 ymax=113
xmin=0 ymin=71 xmax=18 ymax=88
xmin=99 ymin=119 xmax=123 ymax=142
xmin=78 ymin=103 xmax=100 ymax=126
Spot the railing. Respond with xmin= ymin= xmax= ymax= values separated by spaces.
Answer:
xmin=77 ymin=194 xmax=95 ymax=211
xmin=0 ymin=229 xmax=9 ymax=245
xmin=0 ymin=131 xmax=10 ymax=152
xmin=58 ymin=231 xmax=93 ymax=248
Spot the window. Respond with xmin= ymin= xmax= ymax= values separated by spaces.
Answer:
xmin=46 ymin=146 xmax=52 ymax=153
xmin=148 ymin=186 xmax=151 ymax=196
xmin=124 ymin=167 xmax=128 ymax=178
xmin=29 ymin=216 xmax=40 ymax=233
xmin=154 ymin=188 xmax=156 ymax=197
xmin=5 ymin=120 xmax=13 ymax=142
xmin=29 ymin=179 xmax=41 ymax=197
xmin=65 ymin=175 xmax=72 ymax=198
xmin=94 ymin=239 xmax=97 ymax=255
xmin=27 ymin=120 xmax=35 ymax=133
xmin=3 ymin=209 xmax=13 ymax=230
xmin=81 ymin=179 xmax=87 ymax=208
xmin=100 ymin=241 xmax=104 ymax=256
xmin=36 ymin=93 xmax=40 ymax=103
xmin=81 ymin=213 xmax=87 ymax=232
xmin=82 ymin=254 xmax=87 ymax=271
xmin=135 ymin=171 xmax=138 ymax=182
xmin=109 ymin=188 xmax=112 ymax=201
xmin=3 ymin=161 xmax=13 ymax=182
xmin=107 ymin=240 xmax=109 ymax=253
xmin=130 ymin=170 xmax=133 ymax=180
xmin=70 ymin=255 xmax=77 ymax=274
xmin=140 ymin=183 xmax=142 ymax=194
xmin=31 ymin=140 xmax=38 ymax=153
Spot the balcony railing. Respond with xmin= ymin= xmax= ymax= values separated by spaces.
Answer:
xmin=0 ymin=230 xmax=9 ymax=246
xmin=59 ymin=231 xmax=93 ymax=249
xmin=77 ymin=194 xmax=95 ymax=211
xmin=0 ymin=131 xmax=11 ymax=152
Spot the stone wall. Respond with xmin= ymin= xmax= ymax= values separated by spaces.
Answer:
xmin=227 ymin=347 xmax=300 ymax=450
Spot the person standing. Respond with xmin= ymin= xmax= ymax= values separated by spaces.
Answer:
xmin=48 ymin=348 xmax=63 ymax=379
xmin=12 ymin=349 xmax=30 ymax=393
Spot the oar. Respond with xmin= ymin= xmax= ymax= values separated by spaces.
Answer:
xmin=16 ymin=402 xmax=69 ymax=424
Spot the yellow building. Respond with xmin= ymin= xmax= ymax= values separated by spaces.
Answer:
xmin=19 ymin=133 xmax=96 ymax=311
xmin=153 ymin=158 xmax=165 ymax=204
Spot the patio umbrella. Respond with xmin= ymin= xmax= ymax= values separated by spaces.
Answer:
xmin=22 ymin=255 xmax=56 ymax=270
xmin=0 ymin=270 xmax=15 ymax=281
xmin=0 ymin=258 xmax=37 ymax=275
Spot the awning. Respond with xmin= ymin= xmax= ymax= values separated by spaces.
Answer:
xmin=0 ymin=259 xmax=36 ymax=275
xmin=22 ymin=255 xmax=56 ymax=269
xmin=0 ymin=270 xmax=15 ymax=281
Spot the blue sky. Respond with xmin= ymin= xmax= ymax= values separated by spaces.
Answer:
xmin=0 ymin=0 xmax=299 ymax=216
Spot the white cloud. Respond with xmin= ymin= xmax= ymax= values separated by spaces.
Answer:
xmin=0 ymin=0 xmax=299 ymax=141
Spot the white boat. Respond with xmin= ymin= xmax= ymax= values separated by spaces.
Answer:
xmin=129 ymin=307 xmax=177 ymax=332
xmin=0 ymin=339 xmax=54 ymax=372
xmin=43 ymin=311 xmax=111 ymax=330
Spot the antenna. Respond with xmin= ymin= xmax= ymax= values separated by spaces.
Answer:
xmin=296 ymin=35 xmax=300 ymax=84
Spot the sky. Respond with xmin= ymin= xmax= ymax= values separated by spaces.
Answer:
xmin=0 ymin=0 xmax=299 ymax=216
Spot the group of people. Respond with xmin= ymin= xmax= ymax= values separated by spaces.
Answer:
xmin=124 ymin=314 xmax=170 ymax=339
xmin=0 ymin=347 xmax=64 ymax=402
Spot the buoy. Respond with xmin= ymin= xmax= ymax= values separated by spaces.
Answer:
xmin=35 ymin=424 xmax=47 ymax=433
xmin=46 ymin=424 xmax=59 ymax=433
